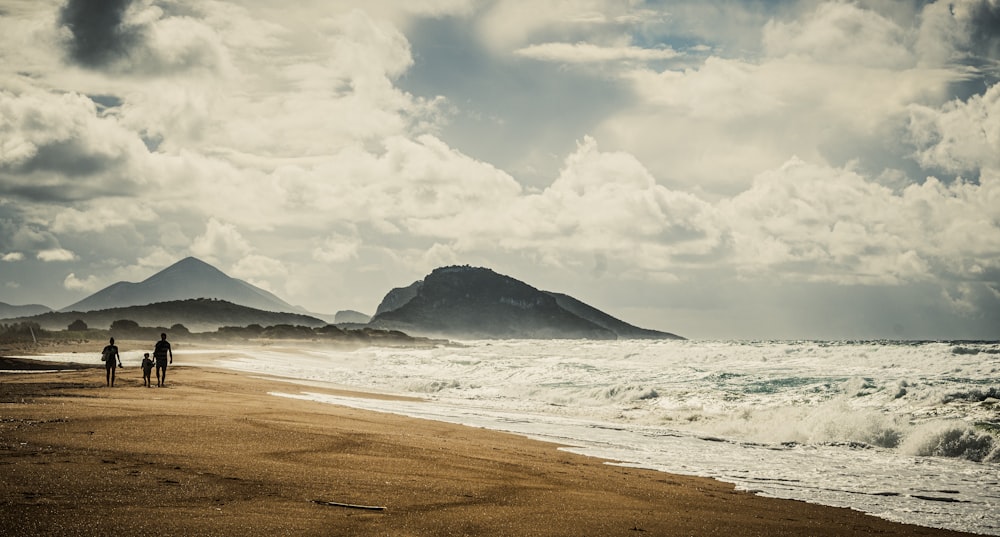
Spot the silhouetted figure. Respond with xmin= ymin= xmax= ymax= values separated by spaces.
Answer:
xmin=101 ymin=337 xmax=122 ymax=387
xmin=153 ymin=332 xmax=173 ymax=387
xmin=141 ymin=352 xmax=154 ymax=387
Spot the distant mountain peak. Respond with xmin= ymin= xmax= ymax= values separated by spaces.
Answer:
xmin=61 ymin=257 xmax=307 ymax=315
xmin=141 ymin=257 xmax=225 ymax=284
xmin=0 ymin=302 xmax=53 ymax=320
xmin=152 ymin=256 xmax=223 ymax=276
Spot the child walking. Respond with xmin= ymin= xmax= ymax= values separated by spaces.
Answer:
xmin=141 ymin=353 xmax=154 ymax=388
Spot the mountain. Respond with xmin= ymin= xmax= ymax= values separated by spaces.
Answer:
xmin=61 ymin=257 xmax=307 ymax=315
xmin=375 ymin=281 xmax=422 ymax=316
xmin=0 ymin=302 xmax=52 ymax=320
xmin=20 ymin=298 xmax=326 ymax=332
xmin=369 ymin=265 xmax=683 ymax=340
xmin=545 ymin=292 xmax=681 ymax=339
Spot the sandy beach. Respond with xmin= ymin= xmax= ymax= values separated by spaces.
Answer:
xmin=0 ymin=345 xmax=985 ymax=537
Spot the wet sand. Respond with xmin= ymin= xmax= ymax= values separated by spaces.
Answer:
xmin=0 ymin=349 xmax=984 ymax=537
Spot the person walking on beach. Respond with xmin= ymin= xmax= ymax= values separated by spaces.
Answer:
xmin=101 ymin=337 xmax=123 ymax=387
xmin=141 ymin=352 xmax=154 ymax=387
xmin=153 ymin=332 xmax=173 ymax=387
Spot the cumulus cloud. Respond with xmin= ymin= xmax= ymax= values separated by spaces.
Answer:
xmin=762 ymin=2 xmax=914 ymax=68
xmin=0 ymin=88 xmax=154 ymax=201
xmin=596 ymin=1 xmax=967 ymax=191
xmin=190 ymin=218 xmax=252 ymax=265
xmin=2 ymin=252 xmax=24 ymax=262
xmin=422 ymin=135 xmax=998 ymax=313
xmin=515 ymin=137 xmax=720 ymax=264
xmin=724 ymin=159 xmax=913 ymax=284
xmin=387 ymin=137 xmax=721 ymax=279
xmin=607 ymin=59 xmax=954 ymax=191
xmin=63 ymin=272 xmax=101 ymax=292
xmin=723 ymin=157 xmax=1000 ymax=298
xmin=136 ymin=248 xmax=184 ymax=272
xmin=908 ymin=83 xmax=1000 ymax=174
xmin=38 ymin=248 xmax=77 ymax=262
xmin=231 ymin=254 xmax=288 ymax=294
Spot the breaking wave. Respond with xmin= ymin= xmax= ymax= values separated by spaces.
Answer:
xmin=901 ymin=422 xmax=999 ymax=462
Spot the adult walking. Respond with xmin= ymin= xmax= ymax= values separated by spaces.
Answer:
xmin=153 ymin=332 xmax=173 ymax=387
xmin=101 ymin=337 xmax=123 ymax=387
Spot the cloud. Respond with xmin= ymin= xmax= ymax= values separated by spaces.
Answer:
xmin=136 ymin=248 xmax=183 ymax=272
xmin=58 ymin=0 xmax=230 ymax=76
xmin=516 ymin=137 xmax=721 ymax=267
xmin=38 ymin=248 xmax=77 ymax=262
xmin=2 ymin=252 xmax=24 ymax=262
xmin=50 ymin=200 xmax=158 ymax=234
xmin=474 ymin=0 xmax=687 ymax=57
xmin=724 ymin=158 xmax=916 ymax=285
xmin=393 ymin=137 xmax=720 ymax=279
xmin=596 ymin=1 xmax=966 ymax=192
xmin=908 ymin=82 xmax=1000 ymax=174
xmin=477 ymin=0 xmax=613 ymax=51
xmin=0 ymin=216 xmax=60 ymax=253
xmin=0 ymin=88 xmax=154 ymax=201
xmin=762 ymin=2 xmax=914 ymax=68
xmin=63 ymin=272 xmax=101 ymax=292
xmin=263 ymin=134 xmax=523 ymax=233
xmin=940 ymin=280 xmax=999 ymax=317
xmin=313 ymin=234 xmax=362 ymax=264
xmin=231 ymin=254 xmax=288 ymax=294
xmin=109 ymin=8 xmax=425 ymax=160
xmin=966 ymin=0 xmax=1000 ymax=61
xmin=413 ymin=135 xmax=998 ymax=314
xmin=723 ymin=157 xmax=1000 ymax=293
xmin=59 ymin=0 xmax=142 ymax=68
xmin=917 ymin=0 xmax=1000 ymax=70
xmin=605 ymin=59 xmax=952 ymax=192
xmin=190 ymin=218 xmax=252 ymax=264
xmin=261 ymin=129 xmax=999 ymax=319
xmin=514 ymin=42 xmax=680 ymax=64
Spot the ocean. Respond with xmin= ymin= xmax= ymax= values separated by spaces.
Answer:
xmin=24 ymin=339 xmax=1000 ymax=534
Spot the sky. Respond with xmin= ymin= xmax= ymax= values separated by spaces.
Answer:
xmin=1 ymin=0 xmax=999 ymax=340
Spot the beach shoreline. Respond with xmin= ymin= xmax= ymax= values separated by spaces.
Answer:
xmin=0 ymin=348 xmax=985 ymax=536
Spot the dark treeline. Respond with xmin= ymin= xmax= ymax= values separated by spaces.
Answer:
xmin=0 ymin=322 xmax=48 ymax=343
xmin=1 ymin=318 xmax=441 ymax=348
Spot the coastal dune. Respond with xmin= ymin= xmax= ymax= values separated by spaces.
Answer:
xmin=0 ymin=352 xmax=981 ymax=537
